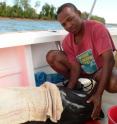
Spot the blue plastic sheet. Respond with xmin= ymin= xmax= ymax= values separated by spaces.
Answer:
xmin=35 ymin=72 xmax=66 ymax=86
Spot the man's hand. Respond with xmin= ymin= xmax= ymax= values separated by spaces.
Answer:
xmin=87 ymin=94 xmax=102 ymax=120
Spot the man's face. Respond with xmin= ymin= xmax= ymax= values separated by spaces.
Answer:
xmin=57 ymin=7 xmax=82 ymax=34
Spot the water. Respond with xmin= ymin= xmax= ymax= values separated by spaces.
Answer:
xmin=0 ymin=18 xmax=117 ymax=33
xmin=0 ymin=19 xmax=63 ymax=33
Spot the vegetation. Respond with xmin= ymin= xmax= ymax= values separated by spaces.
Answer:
xmin=39 ymin=3 xmax=56 ymax=20
xmin=0 ymin=1 xmax=105 ymax=23
xmin=82 ymin=12 xmax=105 ymax=24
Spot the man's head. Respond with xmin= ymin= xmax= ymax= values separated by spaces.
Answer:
xmin=57 ymin=3 xmax=83 ymax=34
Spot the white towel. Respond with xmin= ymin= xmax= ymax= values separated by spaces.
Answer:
xmin=0 ymin=82 xmax=63 ymax=124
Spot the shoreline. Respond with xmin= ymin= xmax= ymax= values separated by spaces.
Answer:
xmin=0 ymin=17 xmax=57 ymax=22
xmin=0 ymin=17 xmax=117 ymax=25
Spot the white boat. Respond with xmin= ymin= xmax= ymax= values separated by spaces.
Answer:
xmin=0 ymin=29 xmax=117 ymax=124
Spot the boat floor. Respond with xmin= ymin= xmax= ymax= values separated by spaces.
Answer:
xmin=101 ymin=91 xmax=117 ymax=124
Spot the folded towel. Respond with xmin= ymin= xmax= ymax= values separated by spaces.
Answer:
xmin=0 ymin=82 xmax=63 ymax=124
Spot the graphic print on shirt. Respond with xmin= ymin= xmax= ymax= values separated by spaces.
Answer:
xmin=76 ymin=49 xmax=98 ymax=74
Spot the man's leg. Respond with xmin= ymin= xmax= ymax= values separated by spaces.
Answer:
xmin=93 ymin=67 xmax=117 ymax=93
xmin=46 ymin=50 xmax=71 ymax=78
xmin=46 ymin=50 xmax=84 ymax=89
xmin=106 ymin=67 xmax=117 ymax=93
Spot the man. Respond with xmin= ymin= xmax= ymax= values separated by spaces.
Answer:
xmin=46 ymin=3 xmax=117 ymax=120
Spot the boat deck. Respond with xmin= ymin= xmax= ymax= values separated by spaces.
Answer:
xmin=101 ymin=91 xmax=117 ymax=124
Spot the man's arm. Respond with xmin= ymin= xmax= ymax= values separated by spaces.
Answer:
xmin=88 ymin=50 xmax=115 ymax=119
xmin=67 ymin=62 xmax=81 ymax=89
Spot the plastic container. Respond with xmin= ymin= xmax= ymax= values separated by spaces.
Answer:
xmin=108 ymin=106 xmax=117 ymax=124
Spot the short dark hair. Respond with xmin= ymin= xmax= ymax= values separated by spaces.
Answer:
xmin=57 ymin=3 xmax=79 ymax=15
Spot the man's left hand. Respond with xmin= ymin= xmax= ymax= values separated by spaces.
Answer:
xmin=87 ymin=94 xmax=102 ymax=120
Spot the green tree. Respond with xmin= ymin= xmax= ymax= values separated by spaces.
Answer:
xmin=90 ymin=15 xmax=105 ymax=24
xmin=0 ymin=1 xmax=106 ymax=22
xmin=14 ymin=0 xmax=20 ymax=6
xmin=34 ymin=0 xmax=40 ymax=17
xmin=81 ymin=12 xmax=88 ymax=20
xmin=20 ymin=0 xmax=30 ymax=11
xmin=81 ymin=12 xmax=105 ymax=24
xmin=13 ymin=0 xmax=38 ymax=18
xmin=39 ymin=3 xmax=56 ymax=20
xmin=49 ymin=5 xmax=56 ymax=19
xmin=14 ymin=0 xmax=30 ymax=11
xmin=10 ymin=4 xmax=23 ymax=17
xmin=23 ymin=7 xmax=38 ymax=18
xmin=0 ymin=2 xmax=7 ymax=16
xmin=34 ymin=0 xmax=40 ymax=9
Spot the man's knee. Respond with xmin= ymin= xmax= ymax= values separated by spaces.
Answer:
xmin=46 ymin=50 xmax=56 ymax=64
xmin=106 ymin=83 xmax=114 ymax=93
xmin=46 ymin=50 xmax=65 ymax=64
xmin=105 ymin=72 xmax=117 ymax=93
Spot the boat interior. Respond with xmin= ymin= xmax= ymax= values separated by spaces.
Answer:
xmin=0 ymin=29 xmax=117 ymax=124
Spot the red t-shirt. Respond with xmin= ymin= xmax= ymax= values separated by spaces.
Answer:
xmin=62 ymin=20 xmax=116 ymax=74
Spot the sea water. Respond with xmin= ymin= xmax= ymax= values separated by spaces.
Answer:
xmin=0 ymin=19 xmax=63 ymax=33
xmin=0 ymin=19 xmax=117 ymax=33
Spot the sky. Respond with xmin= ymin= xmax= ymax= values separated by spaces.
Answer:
xmin=1 ymin=0 xmax=117 ymax=24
